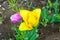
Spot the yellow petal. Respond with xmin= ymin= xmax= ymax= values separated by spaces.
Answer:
xmin=33 ymin=8 xmax=41 ymax=19
xmin=32 ymin=8 xmax=41 ymax=26
xmin=19 ymin=22 xmax=32 ymax=31
xmin=27 ymin=13 xmax=37 ymax=26
xmin=20 ymin=10 xmax=30 ymax=22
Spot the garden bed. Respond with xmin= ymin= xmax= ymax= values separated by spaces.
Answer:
xmin=0 ymin=0 xmax=60 ymax=40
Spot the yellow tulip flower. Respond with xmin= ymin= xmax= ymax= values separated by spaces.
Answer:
xmin=19 ymin=8 xmax=41 ymax=31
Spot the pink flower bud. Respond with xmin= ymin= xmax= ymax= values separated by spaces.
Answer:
xmin=10 ymin=12 xmax=22 ymax=23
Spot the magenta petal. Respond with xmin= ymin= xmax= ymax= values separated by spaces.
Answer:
xmin=10 ymin=12 xmax=22 ymax=23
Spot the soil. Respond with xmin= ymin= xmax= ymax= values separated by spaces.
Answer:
xmin=0 ymin=0 xmax=60 ymax=40
xmin=37 ymin=23 xmax=60 ymax=40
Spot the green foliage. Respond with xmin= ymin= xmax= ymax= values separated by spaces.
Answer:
xmin=11 ymin=28 xmax=26 ymax=40
xmin=7 ymin=0 xmax=20 ymax=12
xmin=0 ymin=17 xmax=3 ymax=24
xmin=41 ymin=7 xmax=48 ymax=27
xmin=7 ymin=0 xmax=17 ymax=8
xmin=24 ymin=27 xmax=38 ymax=40
xmin=0 ymin=13 xmax=5 ymax=24
xmin=40 ymin=0 xmax=60 ymax=27
xmin=11 ymin=26 xmax=38 ymax=40
xmin=29 ymin=2 xmax=36 ymax=9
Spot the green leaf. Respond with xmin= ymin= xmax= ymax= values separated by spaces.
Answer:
xmin=30 ymin=33 xmax=39 ymax=40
